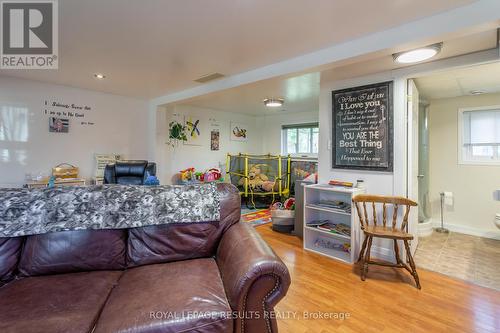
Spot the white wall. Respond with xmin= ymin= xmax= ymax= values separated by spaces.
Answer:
xmin=155 ymin=105 xmax=320 ymax=184
xmin=157 ymin=105 xmax=263 ymax=184
xmin=0 ymin=77 xmax=149 ymax=187
xmin=256 ymin=111 xmax=319 ymax=155
xmin=319 ymin=73 xmax=408 ymax=260
xmin=428 ymin=93 xmax=500 ymax=237
xmin=319 ymin=75 xmax=407 ymax=196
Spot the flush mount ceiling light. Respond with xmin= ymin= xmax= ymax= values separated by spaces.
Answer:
xmin=393 ymin=43 xmax=442 ymax=64
xmin=263 ymin=98 xmax=284 ymax=107
xmin=470 ymin=89 xmax=486 ymax=95
xmin=94 ymin=73 xmax=106 ymax=80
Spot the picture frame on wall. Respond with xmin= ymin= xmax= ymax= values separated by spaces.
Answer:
xmin=331 ymin=81 xmax=393 ymax=171
xmin=49 ymin=117 xmax=69 ymax=133
xmin=183 ymin=115 xmax=205 ymax=146
xmin=211 ymin=129 xmax=220 ymax=151
xmin=230 ymin=122 xmax=248 ymax=142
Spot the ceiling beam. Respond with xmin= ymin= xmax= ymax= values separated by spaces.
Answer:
xmin=151 ymin=0 xmax=500 ymax=107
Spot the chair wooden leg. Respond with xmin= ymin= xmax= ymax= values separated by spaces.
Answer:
xmin=403 ymin=240 xmax=421 ymax=289
xmin=361 ymin=236 xmax=373 ymax=281
xmin=357 ymin=234 xmax=368 ymax=263
xmin=393 ymin=239 xmax=402 ymax=265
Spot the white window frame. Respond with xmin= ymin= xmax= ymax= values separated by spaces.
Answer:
xmin=281 ymin=123 xmax=319 ymax=158
xmin=458 ymin=105 xmax=500 ymax=166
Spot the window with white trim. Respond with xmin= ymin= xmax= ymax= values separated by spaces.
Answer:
xmin=459 ymin=106 xmax=500 ymax=164
xmin=282 ymin=123 xmax=319 ymax=156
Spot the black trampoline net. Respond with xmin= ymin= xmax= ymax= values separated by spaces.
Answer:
xmin=227 ymin=154 xmax=290 ymax=195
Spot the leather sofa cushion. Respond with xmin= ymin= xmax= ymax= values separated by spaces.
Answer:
xmin=18 ymin=229 xmax=126 ymax=276
xmin=0 ymin=271 xmax=122 ymax=333
xmin=94 ymin=258 xmax=233 ymax=333
xmin=0 ymin=237 xmax=23 ymax=283
xmin=127 ymin=183 xmax=241 ymax=267
xmin=115 ymin=161 xmax=147 ymax=177
xmin=116 ymin=176 xmax=143 ymax=185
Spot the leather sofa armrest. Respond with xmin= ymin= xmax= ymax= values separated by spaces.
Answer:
xmin=103 ymin=164 xmax=116 ymax=184
xmin=216 ymin=222 xmax=291 ymax=333
xmin=143 ymin=162 xmax=156 ymax=183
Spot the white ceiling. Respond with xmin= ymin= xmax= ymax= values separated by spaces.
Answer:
xmin=320 ymin=29 xmax=498 ymax=83
xmin=415 ymin=61 xmax=500 ymax=100
xmin=0 ymin=0 xmax=475 ymax=99
xmin=179 ymin=72 xmax=320 ymax=116
xmin=180 ymin=29 xmax=498 ymax=116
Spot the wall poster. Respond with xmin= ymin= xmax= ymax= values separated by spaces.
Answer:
xmin=49 ymin=117 xmax=69 ymax=133
xmin=230 ymin=122 xmax=248 ymax=142
xmin=211 ymin=130 xmax=220 ymax=151
xmin=184 ymin=116 xmax=205 ymax=146
xmin=332 ymin=81 xmax=393 ymax=171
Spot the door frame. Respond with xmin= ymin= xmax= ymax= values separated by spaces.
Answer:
xmin=406 ymin=79 xmax=420 ymax=254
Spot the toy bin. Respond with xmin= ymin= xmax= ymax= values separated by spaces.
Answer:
xmin=271 ymin=209 xmax=295 ymax=233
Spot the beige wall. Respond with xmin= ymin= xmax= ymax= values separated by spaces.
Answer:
xmin=428 ymin=93 xmax=500 ymax=237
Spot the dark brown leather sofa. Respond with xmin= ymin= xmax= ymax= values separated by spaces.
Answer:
xmin=0 ymin=184 xmax=290 ymax=333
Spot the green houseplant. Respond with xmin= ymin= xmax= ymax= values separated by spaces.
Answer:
xmin=167 ymin=121 xmax=188 ymax=147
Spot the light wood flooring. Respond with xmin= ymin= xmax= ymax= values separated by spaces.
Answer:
xmin=255 ymin=225 xmax=500 ymax=333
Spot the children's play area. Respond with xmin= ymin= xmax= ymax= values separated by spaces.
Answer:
xmin=177 ymin=153 xmax=318 ymax=232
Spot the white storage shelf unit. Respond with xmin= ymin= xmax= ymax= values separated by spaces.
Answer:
xmin=303 ymin=184 xmax=365 ymax=264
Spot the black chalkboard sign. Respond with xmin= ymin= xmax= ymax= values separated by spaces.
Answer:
xmin=332 ymin=81 xmax=393 ymax=171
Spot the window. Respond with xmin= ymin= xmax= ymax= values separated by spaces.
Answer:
xmin=282 ymin=123 xmax=319 ymax=156
xmin=459 ymin=106 xmax=500 ymax=164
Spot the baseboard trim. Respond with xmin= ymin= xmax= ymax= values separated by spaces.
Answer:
xmin=430 ymin=219 xmax=500 ymax=240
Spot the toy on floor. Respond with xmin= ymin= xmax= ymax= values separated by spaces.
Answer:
xmin=270 ymin=198 xmax=296 ymax=233
xmin=179 ymin=167 xmax=223 ymax=184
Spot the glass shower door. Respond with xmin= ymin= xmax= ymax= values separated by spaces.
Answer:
xmin=418 ymin=103 xmax=431 ymax=222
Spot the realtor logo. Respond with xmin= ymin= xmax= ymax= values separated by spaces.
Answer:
xmin=1 ymin=0 xmax=58 ymax=69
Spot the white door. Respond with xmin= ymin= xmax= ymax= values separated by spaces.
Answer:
xmin=407 ymin=79 xmax=419 ymax=254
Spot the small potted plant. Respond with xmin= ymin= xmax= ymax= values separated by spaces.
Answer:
xmin=167 ymin=121 xmax=187 ymax=147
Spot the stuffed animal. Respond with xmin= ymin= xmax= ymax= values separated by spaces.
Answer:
xmin=238 ymin=164 xmax=269 ymax=191
xmin=261 ymin=180 xmax=277 ymax=192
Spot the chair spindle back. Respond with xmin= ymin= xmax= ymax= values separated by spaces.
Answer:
xmin=353 ymin=195 xmax=417 ymax=231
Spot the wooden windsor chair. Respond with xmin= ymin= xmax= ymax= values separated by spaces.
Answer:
xmin=352 ymin=194 xmax=421 ymax=289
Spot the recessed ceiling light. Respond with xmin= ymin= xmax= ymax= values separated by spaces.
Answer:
xmin=470 ymin=89 xmax=486 ymax=95
xmin=263 ymin=98 xmax=284 ymax=107
xmin=94 ymin=73 xmax=106 ymax=80
xmin=393 ymin=43 xmax=442 ymax=64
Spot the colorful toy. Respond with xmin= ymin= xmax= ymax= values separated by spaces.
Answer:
xmin=194 ymin=172 xmax=204 ymax=181
xmin=204 ymin=168 xmax=222 ymax=182
xmin=283 ymin=197 xmax=295 ymax=210
xmin=179 ymin=168 xmax=195 ymax=183
xmin=144 ymin=175 xmax=160 ymax=186
xmin=179 ymin=167 xmax=223 ymax=184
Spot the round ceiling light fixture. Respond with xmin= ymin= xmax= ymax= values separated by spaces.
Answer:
xmin=263 ymin=98 xmax=284 ymax=107
xmin=94 ymin=73 xmax=106 ymax=80
xmin=470 ymin=89 xmax=486 ymax=95
xmin=393 ymin=43 xmax=442 ymax=64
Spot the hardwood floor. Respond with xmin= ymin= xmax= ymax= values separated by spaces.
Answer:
xmin=255 ymin=225 xmax=500 ymax=333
